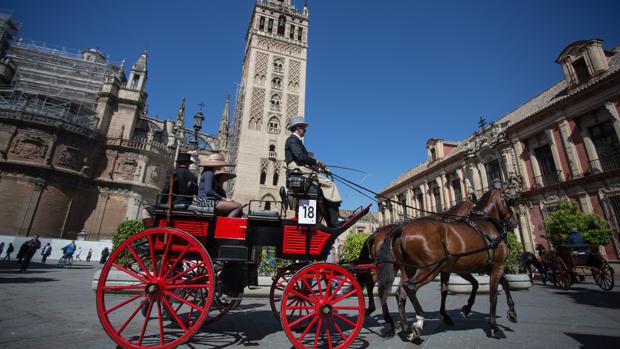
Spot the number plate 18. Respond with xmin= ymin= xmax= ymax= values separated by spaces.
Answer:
xmin=298 ymin=199 xmax=317 ymax=225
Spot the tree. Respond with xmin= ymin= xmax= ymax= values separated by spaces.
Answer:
xmin=544 ymin=198 xmax=613 ymax=246
xmin=341 ymin=232 xmax=371 ymax=262
xmin=505 ymin=231 xmax=523 ymax=274
xmin=112 ymin=219 xmax=144 ymax=265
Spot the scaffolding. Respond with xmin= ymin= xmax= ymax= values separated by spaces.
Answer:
xmin=4 ymin=39 xmax=121 ymax=118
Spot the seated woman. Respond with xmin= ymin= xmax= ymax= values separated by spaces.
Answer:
xmin=197 ymin=153 xmax=242 ymax=217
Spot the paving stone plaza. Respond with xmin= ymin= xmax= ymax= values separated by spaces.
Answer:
xmin=1 ymin=260 xmax=619 ymax=349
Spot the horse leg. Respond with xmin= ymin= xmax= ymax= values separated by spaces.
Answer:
xmin=439 ymin=272 xmax=454 ymax=325
xmin=401 ymin=271 xmax=435 ymax=345
xmin=488 ymin=266 xmax=506 ymax=339
xmin=459 ymin=273 xmax=479 ymax=318
xmin=501 ymin=274 xmax=517 ymax=323
xmin=378 ymin=284 xmax=395 ymax=337
xmin=358 ymin=270 xmax=376 ymax=315
xmin=395 ymin=282 xmax=411 ymax=333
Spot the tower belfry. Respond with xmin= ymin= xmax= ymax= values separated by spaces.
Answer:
xmin=228 ymin=0 xmax=309 ymax=205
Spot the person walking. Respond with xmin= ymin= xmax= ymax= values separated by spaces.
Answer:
xmin=16 ymin=241 xmax=28 ymax=265
xmin=3 ymin=243 xmax=14 ymax=260
xmin=41 ymin=243 xmax=52 ymax=264
xmin=75 ymin=247 xmax=82 ymax=261
xmin=20 ymin=234 xmax=41 ymax=272
xmin=86 ymin=248 xmax=92 ymax=262
xmin=0 ymin=242 xmax=4 ymax=257
xmin=100 ymin=247 xmax=110 ymax=264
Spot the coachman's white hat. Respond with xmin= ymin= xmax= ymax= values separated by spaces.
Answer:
xmin=287 ymin=115 xmax=308 ymax=131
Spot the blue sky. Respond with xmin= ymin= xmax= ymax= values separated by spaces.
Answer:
xmin=4 ymin=0 xmax=620 ymax=210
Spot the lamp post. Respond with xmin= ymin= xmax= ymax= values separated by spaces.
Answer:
xmin=191 ymin=103 xmax=205 ymax=150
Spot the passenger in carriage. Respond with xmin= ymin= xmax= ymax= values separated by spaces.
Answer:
xmin=197 ymin=153 xmax=243 ymax=217
xmin=160 ymin=152 xmax=198 ymax=206
xmin=284 ymin=115 xmax=345 ymax=227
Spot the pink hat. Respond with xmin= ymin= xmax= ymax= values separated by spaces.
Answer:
xmin=200 ymin=153 xmax=233 ymax=168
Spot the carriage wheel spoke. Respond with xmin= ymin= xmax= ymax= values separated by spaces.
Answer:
xmin=302 ymin=277 xmax=318 ymax=298
xmin=156 ymin=299 xmax=165 ymax=345
xmin=289 ymin=287 xmax=314 ymax=303
xmin=165 ymin=290 xmax=204 ymax=312
xmin=147 ymin=234 xmax=156 ymax=276
xmin=159 ymin=236 xmax=172 ymax=277
xmin=162 ymin=296 xmax=188 ymax=331
xmin=327 ymin=276 xmax=347 ymax=302
xmin=332 ymin=289 xmax=356 ymax=305
xmin=138 ymin=299 xmax=154 ymax=346
xmin=288 ymin=305 xmax=314 ymax=310
xmin=127 ymin=244 xmax=152 ymax=278
xmin=103 ymin=284 xmax=145 ymax=291
xmin=313 ymin=317 xmax=322 ymax=349
xmin=297 ymin=314 xmax=319 ymax=342
xmin=289 ymin=310 xmax=316 ymax=329
xmin=333 ymin=312 xmax=356 ymax=327
xmin=112 ymin=263 xmax=149 ymax=283
xmin=314 ymin=269 xmax=324 ymax=297
xmin=104 ymin=292 xmax=146 ymax=315
xmin=325 ymin=269 xmax=334 ymax=298
xmin=162 ymin=242 xmax=193 ymax=280
xmin=167 ymin=262 xmax=205 ymax=283
xmin=118 ymin=298 xmax=148 ymax=335
xmin=167 ymin=283 xmax=211 ymax=289
xmin=332 ymin=306 xmax=360 ymax=310
xmin=333 ymin=320 xmax=348 ymax=341
xmin=325 ymin=317 xmax=334 ymax=349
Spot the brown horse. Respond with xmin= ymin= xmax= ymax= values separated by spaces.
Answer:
xmin=377 ymin=188 xmax=516 ymax=343
xmin=357 ymin=199 xmax=477 ymax=335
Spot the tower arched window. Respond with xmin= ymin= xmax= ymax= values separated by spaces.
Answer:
xmin=289 ymin=24 xmax=295 ymax=39
xmin=270 ymin=94 xmax=281 ymax=111
xmin=268 ymin=116 xmax=280 ymax=134
xmin=249 ymin=116 xmax=262 ymax=130
xmin=267 ymin=18 xmax=273 ymax=33
xmin=260 ymin=169 xmax=267 ymax=185
xmin=277 ymin=15 xmax=286 ymax=36
xmin=273 ymin=59 xmax=284 ymax=72
xmin=272 ymin=171 xmax=279 ymax=186
xmin=259 ymin=16 xmax=265 ymax=31
xmin=297 ymin=27 xmax=303 ymax=41
xmin=272 ymin=77 xmax=282 ymax=90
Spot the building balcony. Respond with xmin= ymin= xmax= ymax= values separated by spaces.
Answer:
xmin=268 ymin=126 xmax=280 ymax=134
xmin=106 ymin=137 xmax=171 ymax=156
xmin=268 ymin=151 xmax=277 ymax=159
xmin=270 ymin=104 xmax=281 ymax=112
xmin=589 ymin=155 xmax=620 ymax=174
xmin=534 ymin=170 xmax=562 ymax=187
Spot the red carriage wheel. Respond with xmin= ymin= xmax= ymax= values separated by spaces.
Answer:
xmin=96 ymin=227 xmax=215 ymax=349
xmin=553 ymin=258 xmax=571 ymax=290
xmin=592 ymin=260 xmax=615 ymax=291
xmin=269 ymin=263 xmax=308 ymax=321
xmin=281 ymin=263 xmax=365 ymax=349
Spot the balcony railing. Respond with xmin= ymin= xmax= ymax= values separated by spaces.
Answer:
xmin=534 ymin=170 xmax=562 ymax=187
xmin=268 ymin=151 xmax=277 ymax=159
xmin=268 ymin=126 xmax=280 ymax=134
xmin=588 ymin=154 xmax=620 ymax=174
xmin=106 ymin=137 xmax=171 ymax=156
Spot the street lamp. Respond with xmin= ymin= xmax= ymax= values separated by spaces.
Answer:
xmin=191 ymin=106 xmax=205 ymax=150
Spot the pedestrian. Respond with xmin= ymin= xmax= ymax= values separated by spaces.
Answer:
xmin=75 ymin=246 xmax=82 ymax=261
xmin=60 ymin=241 xmax=76 ymax=266
xmin=3 ymin=243 xmax=14 ymax=260
xmin=99 ymin=247 xmax=110 ymax=264
xmin=41 ymin=243 xmax=52 ymax=264
xmin=16 ymin=241 xmax=28 ymax=264
xmin=86 ymin=248 xmax=92 ymax=262
xmin=0 ymin=242 xmax=4 ymax=257
xmin=20 ymin=234 xmax=41 ymax=272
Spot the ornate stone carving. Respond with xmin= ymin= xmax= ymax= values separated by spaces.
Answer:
xmin=255 ymin=52 xmax=268 ymax=77
xmin=286 ymin=94 xmax=299 ymax=117
xmin=57 ymin=145 xmax=85 ymax=170
xmin=289 ymin=60 xmax=301 ymax=84
xmin=10 ymin=131 xmax=50 ymax=160
xmin=0 ymin=124 xmax=17 ymax=159
xmin=250 ymin=87 xmax=265 ymax=128
xmin=114 ymin=154 xmax=141 ymax=180
xmin=256 ymin=37 xmax=303 ymax=57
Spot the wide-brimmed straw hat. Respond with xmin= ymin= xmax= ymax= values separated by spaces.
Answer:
xmin=200 ymin=153 xmax=233 ymax=168
xmin=287 ymin=115 xmax=308 ymax=131
xmin=214 ymin=168 xmax=236 ymax=182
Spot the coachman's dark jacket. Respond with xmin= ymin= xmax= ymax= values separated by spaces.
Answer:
xmin=285 ymin=134 xmax=317 ymax=167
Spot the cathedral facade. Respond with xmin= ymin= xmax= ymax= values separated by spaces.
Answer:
xmin=228 ymin=0 xmax=309 ymax=208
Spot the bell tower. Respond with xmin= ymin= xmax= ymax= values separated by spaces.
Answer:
xmin=228 ymin=0 xmax=309 ymax=206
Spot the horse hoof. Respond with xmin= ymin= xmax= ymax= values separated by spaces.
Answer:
xmin=491 ymin=328 xmax=506 ymax=339
xmin=380 ymin=326 xmax=395 ymax=338
xmin=461 ymin=305 xmax=471 ymax=318
xmin=507 ymin=310 xmax=518 ymax=323
xmin=410 ymin=335 xmax=424 ymax=345
xmin=400 ymin=323 xmax=412 ymax=334
xmin=442 ymin=316 xmax=455 ymax=326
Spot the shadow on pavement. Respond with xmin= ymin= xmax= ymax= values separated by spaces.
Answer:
xmin=0 ymin=276 xmax=57 ymax=283
xmin=565 ymin=332 xmax=620 ymax=347
xmin=555 ymin=287 xmax=620 ymax=310
xmin=0 ymin=261 xmax=95 ymax=270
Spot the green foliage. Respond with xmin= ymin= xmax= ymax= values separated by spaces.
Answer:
xmin=544 ymin=198 xmax=613 ymax=246
xmin=258 ymin=247 xmax=288 ymax=276
xmin=341 ymin=232 xmax=371 ymax=262
xmin=112 ymin=219 xmax=144 ymax=265
xmin=505 ymin=231 xmax=523 ymax=274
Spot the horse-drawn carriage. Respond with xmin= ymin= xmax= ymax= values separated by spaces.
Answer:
xmin=95 ymin=169 xmax=373 ymax=349
xmin=538 ymin=244 xmax=615 ymax=291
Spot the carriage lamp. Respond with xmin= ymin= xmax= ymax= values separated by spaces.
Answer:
xmin=192 ymin=108 xmax=205 ymax=149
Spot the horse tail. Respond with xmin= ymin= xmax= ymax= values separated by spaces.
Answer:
xmin=357 ymin=234 xmax=376 ymax=263
xmin=377 ymin=226 xmax=401 ymax=288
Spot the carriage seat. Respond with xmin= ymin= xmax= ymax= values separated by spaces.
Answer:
xmin=187 ymin=205 xmax=215 ymax=214
xmin=156 ymin=203 xmax=189 ymax=210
